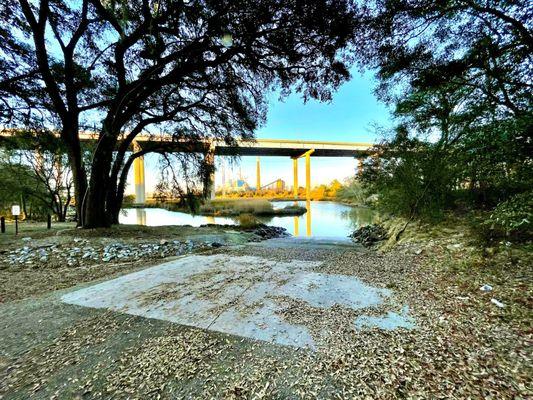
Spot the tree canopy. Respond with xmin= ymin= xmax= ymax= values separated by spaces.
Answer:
xmin=357 ymin=0 xmax=532 ymax=220
xmin=1 ymin=0 xmax=358 ymax=227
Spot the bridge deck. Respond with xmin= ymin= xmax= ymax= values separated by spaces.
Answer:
xmin=1 ymin=130 xmax=373 ymax=157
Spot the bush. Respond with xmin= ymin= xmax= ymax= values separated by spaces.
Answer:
xmin=237 ymin=213 xmax=260 ymax=228
xmin=200 ymin=199 xmax=273 ymax=215
xmin=122 ymin=194 xmax=135 ymax=205
xmin=484 ymin=192 xmax=532 ymax=241
xmin=336 ymin=178 xmax=367 ymax=205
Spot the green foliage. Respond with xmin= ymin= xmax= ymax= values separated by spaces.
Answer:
xmin=122 ymin=194 xmax=136 ymax=205
xmin=485 ymin=192 xmax=533 ymax=240
xmin=356 ymin=1 xmax=531 ymax=225
xmin=363 ymin=134 xmax=457 ymax=220
xmin=0 ymin=160 xmax=52 ymax=219
xmin=336 ymin=178 xmax=367 ymax=205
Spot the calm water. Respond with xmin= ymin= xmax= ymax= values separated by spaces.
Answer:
xmin=120 ymin=201 xmax=375 ymax=239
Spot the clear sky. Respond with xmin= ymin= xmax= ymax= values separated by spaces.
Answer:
xmin=127 ymin=69 xmax=393 ymax=195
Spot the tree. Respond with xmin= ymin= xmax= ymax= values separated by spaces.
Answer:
xmin=356 ymin=0 xmax=532 ymax=215
xmin=0 ymin=156 xmax=54 ymax=220
xmin=1 ymin=0 xmax=357 ymax=227
xmin=0 ymin=130 xmax=74 ymax=221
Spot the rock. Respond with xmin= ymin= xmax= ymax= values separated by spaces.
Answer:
xmin=446 ymin=243 xmax=462 ymax=251
xmin=211 ymin=242 xmax=223 ymax=248
xmin=480 ymin=284 xmax=493 ymax=292
xmin=22 ymin=237 xmax=32 ymax=242
xmin=349 ymin=224 xmax=388 ymax=247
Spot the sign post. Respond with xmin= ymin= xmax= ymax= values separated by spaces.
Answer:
xmin=11 ymin=205 xmax=20 ymax=235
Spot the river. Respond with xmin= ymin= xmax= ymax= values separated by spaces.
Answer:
xmin=120 ymin=201 xmax=375 ymax=239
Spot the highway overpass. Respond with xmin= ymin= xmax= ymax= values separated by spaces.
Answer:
xmin=0 ymin=129 xmax=374 ymax=202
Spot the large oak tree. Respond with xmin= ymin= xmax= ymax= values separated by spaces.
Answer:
xmin=1 ymin=0 xmax=357 ymax=227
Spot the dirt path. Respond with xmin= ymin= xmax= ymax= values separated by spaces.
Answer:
xmin=0 ymin=236 xmax=530 ymax=399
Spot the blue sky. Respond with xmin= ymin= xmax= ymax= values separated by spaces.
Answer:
xmin=129 ymin=69 xmax=393 ymax=194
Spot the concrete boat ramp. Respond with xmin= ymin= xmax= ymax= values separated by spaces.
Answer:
xmin=62 ymin=240 xmax=415 ymax=349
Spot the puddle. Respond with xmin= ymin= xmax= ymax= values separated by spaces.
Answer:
xmin=62 ymin=255 xmax=415 ymax=349
xmin=355 ymin=305 xmax=416 ymax=330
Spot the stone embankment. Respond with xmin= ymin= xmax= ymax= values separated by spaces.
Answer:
xmin=0 ymin=225 xmax=288 ymax=269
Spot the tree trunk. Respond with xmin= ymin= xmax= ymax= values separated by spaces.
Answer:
xmin=109 ymin=161 xmax=131 ymax=225
xmin=62 ymin=123 xmax=87 ymax=226
xmin=83 ymin=126 xmax=117 ymax=228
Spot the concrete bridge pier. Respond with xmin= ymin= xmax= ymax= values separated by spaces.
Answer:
xmin=133 ymin=141 xmax=146 ymax=204
xmin=292 ymin=157 xmax=298 ymax=198
xmin=292 ymin=149 xmax=314 ymax=200
xmin=305 ymin=150 xmax=314 ymax=200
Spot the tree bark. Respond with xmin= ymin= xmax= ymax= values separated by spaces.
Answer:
xmin=82 ymin=123 xmax=118 ymax=228
xmin=62 ymin=123 xmax=87 ymax=225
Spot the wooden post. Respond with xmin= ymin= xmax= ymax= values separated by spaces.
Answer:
xmin=47 ymin=214 xmax=52 ymax=229
xmin=1 ymin=217 xmax=5 ymax=233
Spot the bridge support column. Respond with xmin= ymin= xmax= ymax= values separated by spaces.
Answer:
xmin=256 ymin=157 xmax=261 ymax=192
xmin=306 ymin=200 xmax=312 ymax=237
xmin=133 ymin=141 xmax=146 ymax=204
xmin=305 ymin=150 xmax=314 ymax=200
xmin=292 ymin=157 xmax=298 ymax=198
xmin=203 ymin=143 xmax=216 ymax=200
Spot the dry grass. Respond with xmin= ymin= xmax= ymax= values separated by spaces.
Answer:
xmin=200 ymin=199 xmax=273 ymax=215
xmin=237 ymin=213 xmax=260 ymax=228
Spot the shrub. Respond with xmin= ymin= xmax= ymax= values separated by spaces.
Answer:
xmin=484 ymin=192 xmax=532 ymax=241
xmin=336 ymin=178 xmax=367 ymax=205
xmin=200 ymin=199 xmax=273 ymax=215
xmin=237 ymin=213 xmax=260 ymax=228
xmin=122 ymin=194 xmax=135 ymax=205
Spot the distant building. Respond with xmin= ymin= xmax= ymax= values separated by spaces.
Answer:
xmin=221 ymin=178 xmax=251 ymax=193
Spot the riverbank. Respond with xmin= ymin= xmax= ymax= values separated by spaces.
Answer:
xmin=0 ymin=219 xmax=530 ymax=398
xmin=0 ymin=223 xmax=286 ymax=303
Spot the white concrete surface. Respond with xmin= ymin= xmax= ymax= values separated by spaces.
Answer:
xmin=62 ymin=254 xmax=414 ymax=349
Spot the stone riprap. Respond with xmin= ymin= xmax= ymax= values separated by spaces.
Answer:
xmin=62 ymin=254 xmax=415 ymax=349
xmin=1 ymin=239 xmax=204 ymax=267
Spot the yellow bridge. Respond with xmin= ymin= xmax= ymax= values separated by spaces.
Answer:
xmin=127 ymin=136 xmax=373 ymax=203
xmin=0 ymin=130 xmax=373 ymax=202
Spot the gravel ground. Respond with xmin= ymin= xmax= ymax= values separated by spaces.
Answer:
xmin=0 ymin=224 xmax=531 ymax=399
xmin=0 ymin=224 xmax=284 ymax=303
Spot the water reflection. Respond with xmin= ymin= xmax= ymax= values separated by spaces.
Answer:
xmin=259 ymin=201 xmax=375 ymax=239
xmin=136 ymin=208 xmax=146 ymax=225
xmin=120 ymin=207 xmax=236 ymax=227
xmin=120 ymin=201 xmax=375 ymax=239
